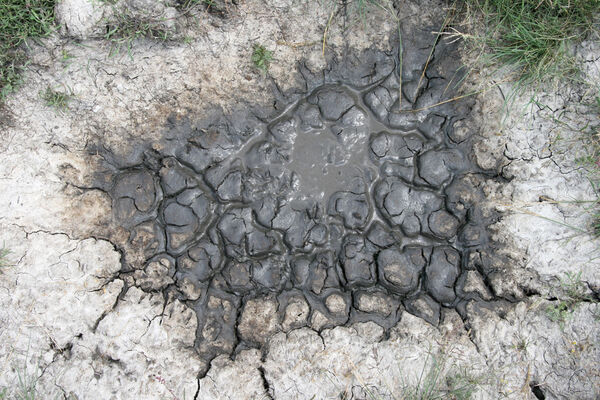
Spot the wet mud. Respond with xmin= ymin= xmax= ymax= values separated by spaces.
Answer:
xmin=88 ymin=25 xmax=503 ymax=365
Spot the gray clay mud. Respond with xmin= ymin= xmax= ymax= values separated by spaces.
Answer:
xmin=89 ymin=28 xmax=502 ymax=367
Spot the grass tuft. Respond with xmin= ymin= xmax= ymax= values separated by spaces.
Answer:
xmin=0 ymin=245 xmax=10 ymax=269
xmin=251 ymin=44 xmax=273 ymax=73
xmin=462 ymin=0 xmax=600 ymax=84
xmin=0 ymin=360 xmax=40 ymax=400
xmin=400 ymin=353 xmax=481 ymax=400
xmin=351 ymin=349 xmax=483 ymax=400
xmin=0 ymin=0 xmax=56 ymax=100
xmin=570 ymin=89 xmax=600 ymax=235
xmin=104 ymin=9 xmax=172 ymax=57
xmin=40 ymin=86 xmax=72 ymax=112
xmin=545 ymin=271 xmax=594 ymax=328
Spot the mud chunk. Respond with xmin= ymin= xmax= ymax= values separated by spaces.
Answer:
xmin=238 ymin=297 xmax=280 ymax=345
xmin=444 ymin=175 xmax=481 ymax=220
xmin=218 ymin=171 xmax=243 ymax=202
xmin=134 ymin=253 xmax=175 ymax=291
xmin=380 ymin=160 xmax=414 ymax=181
xmin=223 ymin=261 xmax=253 ymax=294
xmin=282 ymin=295 xmax=310 ymax=331
xmin=252 ymin=256 xmax=288 ymax=291
xmin=217 ymin=207 xmax=253 ymax=258
xmin=309 ymin=87 xmax=355 ymax=121
xmin=369 ymin=132 xmax=423 ymax=162
xmin=178 ymin=277 xmax=205 ymax=301
xmin=178 ymin=239 xmax=222 ymax=281
xmin=197 ymin=293 xmax=239 ymax=359
xmin=462 ymin=270 xmax=493 ymax=300
xmin=387 ymin=109 xmax=426 ymax=131
xmin=341 ymin=106 xmax=367 ymax=127
xmin=163 ymin=189 xmax=211 ymax=254
xmin=299 ymin=252 xmax=339 ymax=294
xmin=340 ymin=234 xmax=376 ymax=287
xmin=417 ymin=149 xmax=465 ymax=187
xmin=127 ymin=221 xmax=166 ymax=265
xmin=246 ymin=230 xmax=279 ymax=256
xmin=271 ymin=202 xmax=320 ymax=250
xmin=354 ymin=290 xmax=400 ymax=317
xmin=164 ymin=202 xmax=194 ymax=226
xmin=428 ymin=209 xmax=460 ymax=239
xmin=373 ymin=178 xmax=443 ymax=235
xmin=311 ymin=267 xmax=327 ymax=294
xmin=291 ymin=257 xmax=311 ymax=288
xmin=447 ymin=118 xmax=471 ymax=144
xmin=159 ymin=157 xmax=194 ymax=196
xmin=418 ymin=114 xmax=446 ymax=140
xmin=426 ymin=246 xmax=460 ymax=304
xmin=245 ymin=140 xmax=286 ymax=169
xmin=310 ymin=310 xmax=330 ymax=331
xmin=404 ymin=294 xmax=440 ymax=326
xmin=252 ymin=196 xmax=278 ymax=228
xmin=366 ymin=222 xmax=397 ymax=248
xmin=176 ymin=239 xmax=222 ymax=297
xmin=378 ymin=247 xmax=427 ymax=295
xmin=459 ymin=223 xmax=487 ymax=247
xmin=317 ymin=290 xmax=351 ymax=326
xmin=163 ymin=203 xmax=198 ymax=253
xmin=113 ymin=170 xmax=158 ymax=226
xmin=325 ymin=293 xmax=347 ymax=314
xmin=298 ymin=103 xmax=323 ymax=130
xmin=328 ymin=191 xmax=371 ymax=230
xmin=174 ymin=141 xmax=212 ymax=173
xmin=178 ymin=188 xmax=211 ymax=219
xmin=269 ymin=117 xmax=297 ymax=145
xmin=364 ymin=86 xmax=394 ymax=121
xmin=205 ymin=160 xmax=244 ymax=202
xmin=331 ymin=106 xmax=369 ymax=146
xmin=308 ymin=224 xmax=328 ymax=245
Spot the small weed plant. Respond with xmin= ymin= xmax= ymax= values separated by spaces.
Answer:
xmin=545 ymin=271 xmax=594 ymax=328
xmin=251 ymin=44 xmax=273 ymax=73
xmin=40 ymin=86 xmax=72 ymax=112
xmin=0 ymin=245 xmax=10 ymax=269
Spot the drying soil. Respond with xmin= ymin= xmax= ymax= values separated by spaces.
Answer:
xmin=0 ymin=0 xmax=598 ymax=399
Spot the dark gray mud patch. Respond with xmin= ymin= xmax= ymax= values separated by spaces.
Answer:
xmin=88 ymin=28 xmax=506 ymax=367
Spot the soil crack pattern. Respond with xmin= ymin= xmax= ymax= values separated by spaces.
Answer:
xmin=90 ymin=35 xmax=502 ymax=366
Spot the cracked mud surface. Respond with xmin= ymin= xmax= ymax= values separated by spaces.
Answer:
xmin=1 ymin=0 xmax=600 ymax=398
xmin=91 ymin=32 xmax=502 ymax=366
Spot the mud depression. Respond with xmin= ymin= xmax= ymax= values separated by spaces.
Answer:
xmin=90 ymin=33 xmax=501 ymax=367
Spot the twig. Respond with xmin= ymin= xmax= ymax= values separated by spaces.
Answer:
xmin=499 ymin=204 xmax=589 ymax=234
xmin=276 ymin=40 xmax=318 ymax=49
xmin=322 ymin=6 xmax=337 ymax=56
xmin=414 ymin=2 xmax=456 ymax=99
xmin=402 ymin=78 xmax=509 ymax=112
xmin=398 ymin=21 xmax=403 ymax=109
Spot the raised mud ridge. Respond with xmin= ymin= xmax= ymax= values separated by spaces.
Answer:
xmin=91 ymin=32 xmax=501 ymax=365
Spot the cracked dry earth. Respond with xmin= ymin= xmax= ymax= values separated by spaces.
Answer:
xmin=1 ymin=0 xmax=600 ymax=399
